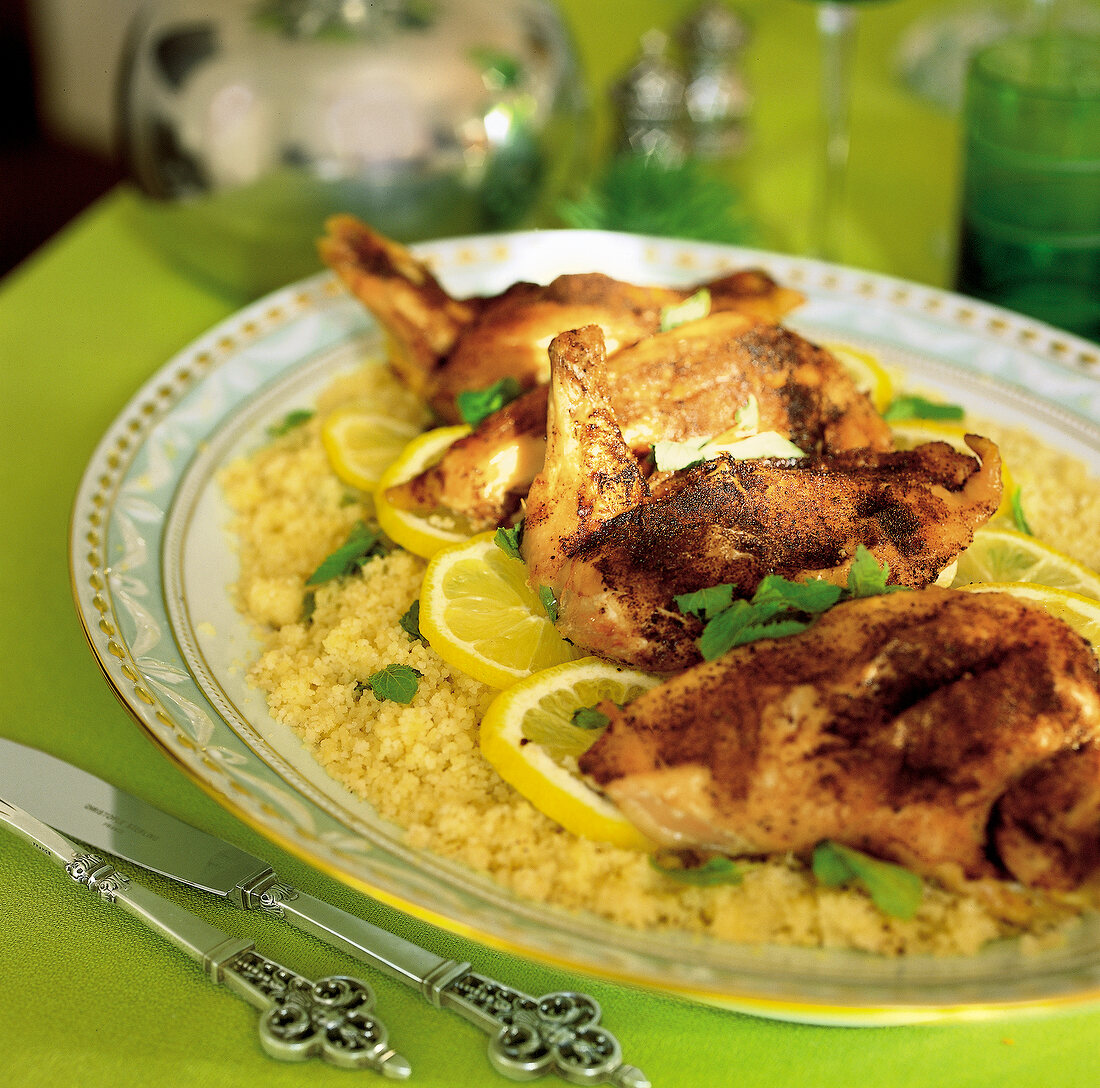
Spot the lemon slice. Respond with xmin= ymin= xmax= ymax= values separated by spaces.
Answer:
xmin=481 ymin=657 xmax=662 ymax=848
xmin=961 ymin=582 xmax=1100 ymax=649
xmin=419 ymin=531 xmax=582 ymax=688
xmin=320 ymin=406 xmax=422 ymax=491
xmin=890 ymin=418 xmax=1016 ymax=521
xmin=826 ymin=343 xmax=894 ymax=414
xmin=374 ymin=425 xmax=473 ymax=558
xmin=951 ymin=527 xmax=1100 ymax=600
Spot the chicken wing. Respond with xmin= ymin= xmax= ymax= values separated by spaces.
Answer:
xmin=578 ymin=586 xmax=1100 ymax=891
xmin=384 ymin=313 xmax=894 ymax=532
xmin=521 ymin=327 xmax=1002 ymax=672
xmin=319 ymin=215 xmax=804 ymax=420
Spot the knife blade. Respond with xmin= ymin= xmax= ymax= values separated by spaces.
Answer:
xmin=0 ymin=792 xmax=409 ymax=1076
xmin=0 ymin=739 xmax=648 ymax=1087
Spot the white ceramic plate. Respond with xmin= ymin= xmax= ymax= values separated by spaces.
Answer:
xmin=70 ymin=231 xmax=1100 ymax=1025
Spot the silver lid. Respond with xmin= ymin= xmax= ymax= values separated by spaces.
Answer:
xmin=611 ymin=29 xmax=686 ymax=123
xmin=679 ymin=1 xmax=750 ymax=62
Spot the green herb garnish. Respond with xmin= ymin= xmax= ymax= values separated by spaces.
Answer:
xmin=360 ymin=664 xmax=423 ymax=705
xmin=306 ymin=521 xmax=389 ymax=586
xmin=883 ymin=395 xmax=965 ymax=422
xmin=538 ymin=584 xmax=559 ymax=623
xmin=1011 ymin=486 xmax=1033 ymax=536
xmin=811 ymin=841 xmax=923 ymax=920
xmin=456 ymin=377 xmax=523 ymax=427
xmin=267 ymin=408 xmax=314 ymax=437
xmin=696 ymin=604 xmax=815 ymax=660
xmin=673 ymin=584 xmax=736 ymax=621
xmin=399 ymin=600 xmax=424 ymax=643
xmin=299 ymin=589 xmax=317 ymax=625
xmin=845 ymin=545 xmax=909 ymax=599
xmin=571 ymin=706 xmax=610 ymax=731
xmin=494 ymin=523 xmax=523 ymax=560
xmin=677 ymin=547 xmax=906 ymax=660
xmin=649 ymin=853 xmax=742 ymax=886
xmin=659 ymin=288 xmax=711 ymax=333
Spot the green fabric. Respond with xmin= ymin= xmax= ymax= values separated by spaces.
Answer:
xmin=2 ymin=3 xmax=1098 ymax=1086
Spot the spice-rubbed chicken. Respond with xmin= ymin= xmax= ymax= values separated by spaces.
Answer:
xmin=521 ymin=326 xmax=1002 ymax=672
xmin=384 ymin=313 xmax=895 ymax=532
xmin=578 ymin=586 xmax=1100 ymax=891
xmin=318 ymin=215 xmax=804 ymax=421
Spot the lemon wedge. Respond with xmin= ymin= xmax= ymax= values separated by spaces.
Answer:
xmin=951 ymin=527 xmax=1100 ymax=600
xmin=480 ymin=657 xmax=661 ymax=848
xmin=826 ymin=343 xmax=894 ymax=414
xmin=419 ymin=531 xmax=581 ymax=688
xmin=374 ymin=425 xmax=473 ymax=558
xmin=320 ymin=406 xmax=422 ymax=491
xmin=890 ymin=418 xmax=1016 ymax=522
xmin=961 ymin=582 xmax=1100 ymax=649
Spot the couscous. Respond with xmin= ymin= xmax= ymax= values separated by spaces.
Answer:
xmin=221 ymin=353 xmax=1100 ymax=957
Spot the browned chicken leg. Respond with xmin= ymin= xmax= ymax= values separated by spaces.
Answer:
xmin=578 ymin=586 xmax=1100 ymax=891
xmin=521 ymin=327 xmax=1002 ymax=672
xmin=385 ymin=313 xmax=894 ymax=532
xmin=319 ymin=215 xmax=805 ymax=420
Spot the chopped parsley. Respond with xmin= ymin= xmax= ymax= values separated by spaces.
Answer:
xmin=299 ymin=589 xmax=317 ymax=625
xmin=456 ymin=376 xmax=523 ymax=427
xmin=812 ymin=841 xmax=923 ymax=920
xmin=883 ymin=395 xmax=965 ymax=422
xmin=845 ymin=545 xmax=909 ymax=599
xmin=650 ymin=852 xmax=742 ymax=886
xmin=399 ymin=600 xmax=424 ymax=643
xmin=676 ymin=547 xmax=906 ymax=660
xmin=659 ymin=287 xmax=711 ymax=332
xmin=672 ymin=583 xmax=736 ymax=622
xmin=1010 ymin=485 xmax=1033 ymax=536
xmin=306 ymin=521 xmax=389 ymax=586
xmin=358 ymin=664 xmax=423 ymax=705
xmin=571 ymin=706 xmax=610 ymax=731
xmin=538 ymin=584 xmax=559 ymax=623
xmin=267 ymin=408 xmax=314 ymax=438
xmin=494 ymin=523 xmax=524 ymax=560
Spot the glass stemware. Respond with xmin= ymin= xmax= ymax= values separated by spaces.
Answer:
xmin=803 ymin=0 xmax=894 ymax=263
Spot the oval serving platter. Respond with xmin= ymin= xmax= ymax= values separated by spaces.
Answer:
xmin=70 ymin=230 xmax=1100 ymax=1025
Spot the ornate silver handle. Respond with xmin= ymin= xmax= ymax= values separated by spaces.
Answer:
xmin=218 ymin=950 xmax=407 ymax=1075
xmin=0 ymin=794 xmax=412 ymax=1078
xmin=61 ymin=853 xmax=410 ymax=1076
xmin=437 ymin=970 xmax=650 ymax=1087
xmin=261 ymin=882 xmax=650 ymax=1086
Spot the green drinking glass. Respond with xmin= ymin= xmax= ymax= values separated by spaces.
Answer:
xmin=955 ymin=32 xmax=1100 ymax=341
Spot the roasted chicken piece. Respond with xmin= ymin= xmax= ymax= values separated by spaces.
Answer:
xmin=522 ymin=326 xmax=1002 ymax=672
xmin=385 ymin=313 xmax=894 ymax=532
xmin=579 ymin=586 xmax=1100 ymax=891
xmin=319 ymin=215 xmax=804 ymax=420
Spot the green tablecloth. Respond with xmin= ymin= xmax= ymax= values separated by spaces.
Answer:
xmin=3 ymin=2 xmax=1099 ymax=1086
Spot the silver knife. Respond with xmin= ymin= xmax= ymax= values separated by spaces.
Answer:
xmin=0 ymin=739 xmax=648 ymax=1088
xmin=0 ymin=791 xmax=409 ymax=1076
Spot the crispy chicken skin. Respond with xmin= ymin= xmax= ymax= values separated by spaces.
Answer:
xmin=387 ymin=385 xmax=549 ymax=531
xmin=521 ymin=327 xmax=1002 ymax=671
xmin=386 ymin=313 xmax=894 ymax=532
xmin=578 ymin=587 xmax=1100 ymax=891
xmin=319 ymin=215 xmax=804 ymax=420
xmin=318 ymin=215 xmax=476 ymax=399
